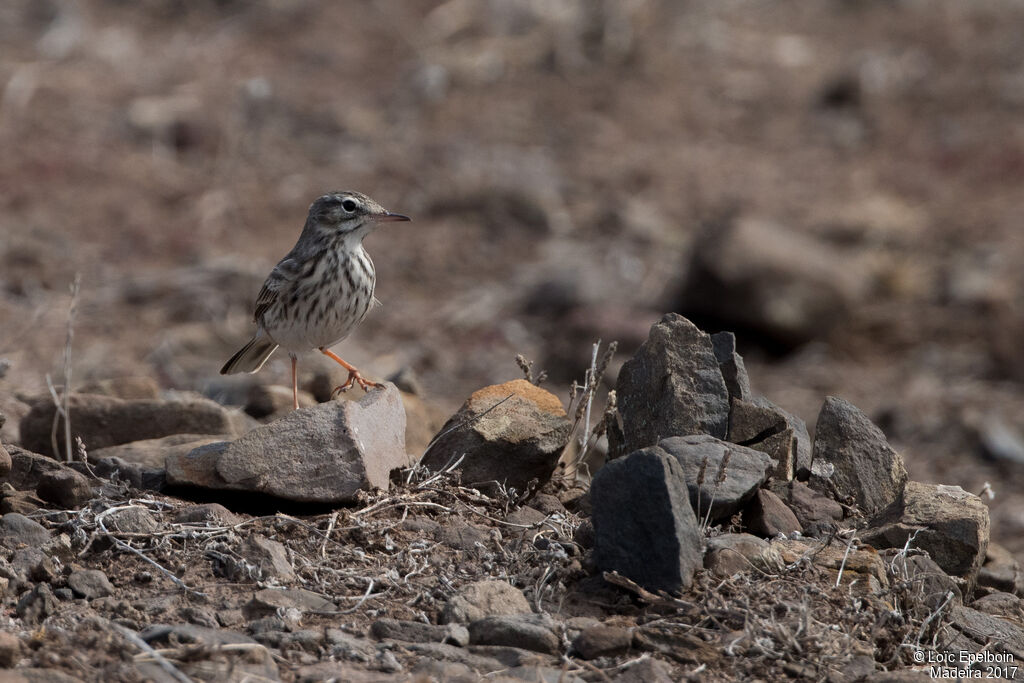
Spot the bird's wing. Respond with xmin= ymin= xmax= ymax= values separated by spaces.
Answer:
xmin=253 ymin=257 xmax=301 ymax=324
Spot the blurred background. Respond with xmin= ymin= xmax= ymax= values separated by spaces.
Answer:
xmin=2 ymin=1 xmax=1024 ymax=550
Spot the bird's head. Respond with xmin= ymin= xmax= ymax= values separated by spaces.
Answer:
xmin=308 ymin=191 xmax=410 ymax=237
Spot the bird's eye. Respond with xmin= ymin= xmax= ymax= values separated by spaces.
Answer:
xmin=341 ymin=199 xmax=357 ymax=212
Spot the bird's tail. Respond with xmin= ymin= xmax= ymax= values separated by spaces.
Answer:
xmin=220 ymin=336 xmax=279 ymax=375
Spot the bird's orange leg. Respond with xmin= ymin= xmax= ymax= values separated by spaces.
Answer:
xmin=319 ymin=348 xmax=384 ymax=394
xmin=291 ymin=355 xmax=299 ymax=410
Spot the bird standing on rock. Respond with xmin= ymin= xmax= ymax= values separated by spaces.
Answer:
xmin=220 ymin=191 xmax=410 ymax=410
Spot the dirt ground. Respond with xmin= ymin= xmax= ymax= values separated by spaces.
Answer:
xmin=2 ymin=0 xmax=1024 ymax=577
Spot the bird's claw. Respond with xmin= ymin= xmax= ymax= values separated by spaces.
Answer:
xmin=331 ymin=370 xmax=384 ymax=398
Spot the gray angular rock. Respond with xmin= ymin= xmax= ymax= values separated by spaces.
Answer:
xmin=0 ymin=445 xmax=10 ymax=480
xmin=139 ymin=624 xmax=279 ymax=682
xmin=468 ymin=614 xmax=560 ymax=655
xmin=948 ymin=604 xmax=1024 ymax=659
xmin=238 ymin=534 xmax=295 ymax=582
xmin=591 ymin=449 xmax=702 ymax=593
xmin=173 ymin=503 xmax=243 ymax=526
xmin=572 ymin=625 xmax=633 ymax=659
xmin=657 ymin=434 xmax=775 ymax=523
xmin=862 ymin=481 xmax=989 ymax=592
xmin=68 ymin=569 xmax=115 ymax=599
xmin=711 ymin=331 xmax=752 ymax=402
xmin=979 ymin=543 xmax=1024 ymax=597
xmin=0 ymin=513 xmax=50 ymax=549
xmin=616 ymin=314 xmax=730 ymax=450
xmin=5 ymin=446 xmax=66 ymax=491
xmin=243 ymin=588 xmax=335 ymax=619
xmin=90 ymin=433 xmax=228 ymax=469
xmin=421 ymin=379 xmax=570 ymax=493
xmin=809 ymin=396 xmax=907 ymax=514
xmin=371 ymin=618 xmax=469 ymax=646
xmin=165 ymin=384 xmax=408 ymax=504
xmin=609 ymin=656 xmax=676 ymax=683
xmin=20 ymin=393 xmax=254 ymax=459
xmin=768 ymin=480 xmax=843 ymax=533
xmin=36 ymin=469 xmax=93 ymax=508
xmin=743 ymin=488 xmax=802 ymax=537
xmin=104 ymin=506 xmax=160 ymax=534
xmin=440 ymin=580 xmax=532 ymax=625
xmin=703 ymin=533 xmax=782 ymax=578
xmin=727 ymin=397 xmax=811 ymax=480
xmin=16 ymin=583 xmax=57 ymax=624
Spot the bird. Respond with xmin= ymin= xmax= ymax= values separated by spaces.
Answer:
xmin=220 ymin=191 xmax=410 ymax=410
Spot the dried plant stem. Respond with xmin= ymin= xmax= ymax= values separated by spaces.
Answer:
xmin=62 ymin=273 xmax=81 ymax=462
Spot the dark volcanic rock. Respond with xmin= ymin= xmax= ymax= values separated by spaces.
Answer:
xmin=658 ymin=434 xmax=775 ymax=523
xmin=863 ymin=481 xmax=989 ymax=591
xmin=710 ymin=331 xmax=752 ymax=402
xmin=767 ymin=480 xmax=844 ymax=536
xmin=166 ymin=384 xmax=408 ymax=504
xmin=468 ymin=614 xmax=561 ymax=655
xmin=421 ymin=379 xmax=570 ymax=493
xmin=591 ymin=449 xmax=702 ymax=593
xmin=0 ymin=513 xmax=50 ymax=548
xmin=20 ymin=393 xmax=253 ymax=458
xmin=743 ymin=488 xmax=802 ymax=537
xmin=616 ymin=313 xmax=730 ymax=451
xmin=727 ymin=397 xmax=812 ymax=481
xmin=68 ymin=569 xmax=115 ymax=599
xmin=36 ymin=469 xmax=93 ymax=508
xmin=572 ymin=625 xmax=633 ymax=660
xmin=809 ymin=396 xmax=907 ymax=514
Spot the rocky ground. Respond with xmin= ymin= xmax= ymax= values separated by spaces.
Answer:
xmin=0 ymin=314 xmax=1021 ymax=682
xmin=3 ymin=0 xmax=1024 ymax=681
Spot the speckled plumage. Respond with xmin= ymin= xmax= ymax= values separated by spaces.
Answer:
xmin=220 ymin=191 xmax=410 ymax=408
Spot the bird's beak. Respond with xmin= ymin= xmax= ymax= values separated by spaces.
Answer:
xmin=375 ymin=212 xmax=411 ymax=222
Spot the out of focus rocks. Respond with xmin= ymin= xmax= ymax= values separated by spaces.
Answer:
xmin=978 ymin=543 xmax=1024 ymax=596
xmin=166 ymin=384 xmax=408 ymax=504
xmin=422 ymin=379 xmax=570 ymax=493
xmin=468 ymin=614 xmax=560 ymax=655
xmin=809 ymin=396 xmax=906 ymax=514
xmin=244 ymin=384 xmax=317 ymax=419
xmin=863 ymin=481 xmax=989 ymax=591
xmin=77 ymin=377 xmax=160 ymax=400
xmin=680 ymin=216 xmax=870 ymax=347
xmin=657 ymin=435 xmax=775 ymax=523
xmin=20 ymin=393 xmax=254 ymax=459
xmin=591 ymin=449 xmax=702 ymax=593
xmin=616 ymin=314 xmax=730 ymax=451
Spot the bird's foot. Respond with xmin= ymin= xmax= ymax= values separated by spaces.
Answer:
xmin=331 ymin=369 xmax=384 ymax=397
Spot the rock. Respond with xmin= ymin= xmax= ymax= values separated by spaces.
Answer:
xmin=774 ymin=538 xmax=889 ymax=592
xmin=704 ymin=533 xmax=782 ymax=578
xmin=767 ymin=480 xmax=844 ymax=534
xmin=436 ymin=522 xmax=491 ymax=552
xmin=243 ymin=588 xmax=334 ymax=619
xmin=405 ymin=641 xmax=506 ymax=675
xmin=743 ymin=488 xmax=802 ymax=537
xmin=0 ymin=487 xmax=44 ymax=516
xmin=979 ymin=543 xmax=1024 ymax=596
xmin=972 ymin=592 xmax=1024 ymax=621
xmin=370 ymin=618 xmax=469 ymax=646
xmin=20 ymin=393 xmax=253 ymax=459
xmin=173 ymin=503 xmax=243 ymax=526
xmin=809 ymin=396 xmax=907 ymax=514
xmin=0 ymin=446 xmax=10 ymax=480
xmin=571 ymin=625 xmax=633 ymax=659
xmin=948 ymin=604 xmax=1024 ymax=659
xmin=528 ymin=493 xmax=566 ymax=516
xmin=887 ymin=552 xmax=962 ymax=609
xmin=244 ymin=384 xmax=317 ymax=419
xmin=4 ymin=446 xmax=65 ymax=491
xmin=616 ymin=313 xmax=730 ymax=451
xmin=505 ymin=506 xmax=547 ymax=527
xmin=77 ymin=377 xmax=161 ymax=399
xmin=710 ymin=331 xmax=752 ymax=402
xmin=139 ymin=624 xmax=279 ymax=682
xmin=657 ymin=434 xmax=775 ymax=523
xmin=468 ymin=614 xmax=560 ymax=655
xmin=0 ymin=631 xmax=21 ymax=668
xmin=103 ymin=506 xmax=159 ymax=534
xmin=609 ymin=656 xmax=676 ymax=683
xmin=10 ymin=548 xmax=56 ymax=584
xmin=0 ymin=513 xmax=50 ymax=548
xmin=591 ymin=449 xmax=702 ymax=593
xmin=862 ymin=481 xmax=990 ymax=591
xmin=679 ymin=215 xmax=869 ymax=347
xmin=89 ymin=457 xmax=166 ymax=492
xmin=467 ymin=644 xmax=555 ymax=668
xmin=16 ymin=584 xmax=57 ymax=624
xmin=67 ymin=569 xmax=114 ymax=599
xmin=727 ymin=397 xmax=812 ymax=480
xmin=440 ymin=580 xmax=532 ymax=625
xmin=90 ymin=433 xmax=228 ymax=469
xmin=166 ymin=384 xmax=409 ymax=504
xmin=633 ymin=624 xmax=723 ymax=665
xmin=36 ymin=469 xmax=93 ymax=508
xmin=421 ymin=379 xmax=570 ymax=493
xmin=238 ymin=534 xmax=295 ymax=582
xmin=0 ymin=394 xmax=29 ymax=446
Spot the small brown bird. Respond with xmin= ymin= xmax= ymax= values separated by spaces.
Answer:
xmin=221 ymin=191 xmax=410 ymax=409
